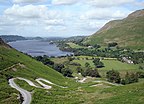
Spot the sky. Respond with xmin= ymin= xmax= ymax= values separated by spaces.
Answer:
xmin=0 ymin=0 xmax=144 ymax=37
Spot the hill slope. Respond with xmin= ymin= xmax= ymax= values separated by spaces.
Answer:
xmin=0 ymin=38 xmax=73 ymax=103
xmin=83 ymin=9 xmax=144 ymax=49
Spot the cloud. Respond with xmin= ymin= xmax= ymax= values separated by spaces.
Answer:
xmin=45 ymin=25 xmax=66 ymax=31
xmin=0 ymin=4 xmax=65 ymax=28
xmin=0 ymin=0 xmax=10 ymax=4
xmin=85 ymin=0 xmax=135 ymax=7
xmin=80 ymin=8 xmax=130 ymax=20
xmin=4 ymin=4 xmax=48 ymax=18
xmin=13 ymin=0 xmax=46 ymax=3
xmin=52 ymin=0 xmax=78 ymax=5
xmin=44 ymin=19 xmax=64 ymax=26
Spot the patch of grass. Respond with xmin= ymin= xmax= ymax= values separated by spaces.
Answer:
xmin=67 ymin=42 xmax=86 ymax=49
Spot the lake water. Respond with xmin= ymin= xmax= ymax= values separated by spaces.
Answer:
xmin=8 ymin=40 xmax=73 ymax=57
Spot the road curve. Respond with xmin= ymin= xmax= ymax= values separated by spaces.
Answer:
xmin=9 ymin=78 xmax=32 ymax=104
xmin=8 ymin=77 xmax=67 ymax=104
xmin=36 ymin=78 xmax=67 ymax=88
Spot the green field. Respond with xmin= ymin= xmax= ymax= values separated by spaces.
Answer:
xmin=67 ymin=42 xmax=86 ymax=48
xmin=73 ymin=58 xmax=139 ymax=70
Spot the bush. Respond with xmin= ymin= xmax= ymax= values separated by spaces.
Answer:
xmin=82 ymin=68 xmax=101 ymax=78
xmin=108 ymin=42 xmax=118 ymax=47
xmin=93 ymin=58 xmax=104 ymax=68
xmin=85 ymin=62 xmax=90 ymax=68
xmin=76 ymin=67 xmax=83 ymax=73
xmin=61 ymin=68 xmax=73 ymax=77
xmin=136 ymin=71 xmax=144 ymax=78
xmin=106 ymin=70 xmax=121 ymax=83
xmin=121 ymin=72 xmax=138 ymax=85
xmin=53 ymin=64 xmax=64 ymax=73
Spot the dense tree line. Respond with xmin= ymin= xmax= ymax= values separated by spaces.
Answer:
xmin=106 ymin=70 xmax=139 ymax=85
xmin=34 ymin=55 xmax=73 ymax=77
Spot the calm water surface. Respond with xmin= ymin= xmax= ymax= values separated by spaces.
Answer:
xmin=8 ymin=40 xmax=73 ymax=56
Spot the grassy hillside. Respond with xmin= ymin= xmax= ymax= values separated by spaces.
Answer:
xmin=83 ymin=9 xmax=144 ymax=50
xmin=0 ymin=39 xmax=76 ymax=103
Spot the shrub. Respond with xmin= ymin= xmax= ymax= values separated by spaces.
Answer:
xmin=106 ymin=70 xmax=121 ymax=83
xmin=136 ymin=71 xmax=144 ymax=78
xmin=61 ymin=68 xmax=73 ymax=77
xmin=93 ymin=58 xmax=104 ymax=68
xmin=82 ymin=68 xmax=101 ymax=78
xmin=121 ymin=72 xmax=138 ymax=85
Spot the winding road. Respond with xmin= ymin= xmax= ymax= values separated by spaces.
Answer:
xmin=9 ymin=76 xmax=122 ymax=104
xmin=9 ymin=78 xmax=32 ymax=104
xmin=9 ymin=77 xmax=67 ymax=104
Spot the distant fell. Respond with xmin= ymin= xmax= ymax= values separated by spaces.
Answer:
xmin=0 ymin=35 xmax=26 ymax=43
xmin=83 ymin=9 xmax=144 ymax=50
xmin=0 ymin=38 xmax=11 ymax=48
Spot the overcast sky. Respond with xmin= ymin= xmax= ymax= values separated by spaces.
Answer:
xmin=0 ymin=0 xmax=143 ymax=37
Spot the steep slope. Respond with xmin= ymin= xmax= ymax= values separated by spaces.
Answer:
xmin=0 ymin=39 xmax=73 ymax=103
xmin=84 ymin=9 xmax=144 ymax=49
xmin=0 ymin=38 xmax=12 ymax=48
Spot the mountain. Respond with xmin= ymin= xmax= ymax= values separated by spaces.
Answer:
xmin=26 ymin=36 xmax=44 ymax=40
xmin=0 ymin=35 xmax=26 ymax=42
xmin=64 ymin=36 xmax=86 ymax=42
xmin=83 ymin=9 xmax=144 ymax=50
xmin=0 ymin=38 xmax=11 ymax=48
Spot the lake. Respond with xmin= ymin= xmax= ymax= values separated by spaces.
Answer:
xmin=8 ymin=40 xmax=73 ymax=57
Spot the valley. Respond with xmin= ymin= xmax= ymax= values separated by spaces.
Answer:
xmin=0 ymin=9 xmax=144 ymax=104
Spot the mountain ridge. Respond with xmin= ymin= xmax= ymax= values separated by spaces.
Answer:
xmin=83 ymin=9 xmax=144 ymax=49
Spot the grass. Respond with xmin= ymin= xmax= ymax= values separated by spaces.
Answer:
xmin=73 ymin=57 xmax=139 ymax=70
xmin=51 ymin=57 xmax=68 ymax=64
xmin=73 ymin=59 xmax=95 ymax=67
xmin=100 ymin=60 xmax=139 ymax=70
xmin=0 ymin=75 xmax=19 ymax=104
xmin=0 ymin=46 xmax=77 ymax=103
xmin=67 ymin=42 xmax=86 ymax=49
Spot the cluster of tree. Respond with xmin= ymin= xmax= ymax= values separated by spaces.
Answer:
xmin=93 ymin=44 xmax=101 ymax=49
xmin=34 ymin=55 xmax=73 ymax=77
xmin=76 ymin=63 xmax=101 ymax=78
xmin=136 ymin=71 xmax=144 ymax=78
xmin=61 ymin=68 xmax=73 ymax=77
xmin=130 ymin=52 xmax=144 ymax=64
xmin=106 ymin=70 xmax=139 ymax=85
xmin=121 ymin=72 xmax=138 ymax=85
xmin=108 ymin=42 xmax=118 ymax=47
xmin=81 ymin=68 xmax=101 ymax=78
xmin=139 ymin=66 xmax=144 ymax=70
xmin=34 ymin=55 xmax=54 ymax=66
xmin=93 ymin=58 xmax=104 ymax=68
xmin=106 ymin=70 xmax=121 ymax=83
